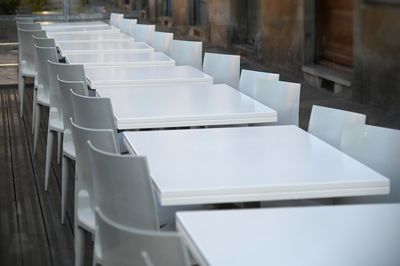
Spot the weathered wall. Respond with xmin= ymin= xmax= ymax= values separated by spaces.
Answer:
xmin=207 ymin=0 xmax=233 ymax=48
xmin=172 ymin=0 xmax=189 ymax=26
xmin=353 ymin=1 xmax=400 ymax=112
xmin=260 ymin=0 xmax=304 ymax=76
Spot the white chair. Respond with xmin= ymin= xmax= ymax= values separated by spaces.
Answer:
xmin=169 ymin=40 xmax=202 ymax=70
xmin=110 ymin=12 xmax=124 ymax=28
xmin=17 ymin=28 xmax=46 ymax=117
xmin=239 ymin=69 xmax=280 ymax=97
xmin=203 ymin=52 xmax=240 ymax=89
xmin=16 ymin=21 xmax=41 ymax=30
xmin=44 ymin=61 xmax=85 ymax=191
xmin=70 ymin=119 xmax=119 ymax=266
xmin=94 ymin=209 xmax=190 ymax=266
xmin=308 ymin=105 xmax=366 ymax=149
xmin=337 ymin=124 xmax=400 ymax=204
xmin=131 ymin=24 xmax=155 ymax=45
xmin=58 ymin=78 xmax=87 ymax=224
xmin=33 ymin=36 xmax=55 ymax=47
xmin=152 ymin=31 xmax=173 ymax=55
xmin=16 ymin=17 xmax=34 ymax=23
xmin=253 ymin=79 xmax=301 ymax=125
xmin=32 ymin=46 xmax=58 ymax=154
xmin=119 ymin=18 xmax=137 ymax=34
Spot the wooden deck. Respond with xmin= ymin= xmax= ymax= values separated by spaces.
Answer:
xmin=0 ymin=86 xmax=91 ymax=266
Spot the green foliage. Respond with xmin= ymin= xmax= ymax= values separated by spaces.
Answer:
xmin=0 ymin=0 xmax=19 ymax=15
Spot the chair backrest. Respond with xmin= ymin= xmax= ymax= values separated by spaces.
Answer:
xmin=340 ymin=124 xmax=400 ymax=203
xmin=33 ymin=36 xmax=55 ymax=47
xmin=17 ymin=22 xmax=41 ymax=30
xmin=254 ymin=79 xmax=301 ymax=126
xmin=203 ymin=52 xmax=240 ymax=89
xmin=119 ymin=18 xmax=137 ymax=34
xmin=34 ymin=45 xmax=57 ymax=97
xmin=110 ymin=12 xmax=124 ymax=27
xmin=16 ymin=17 xmax=34 ymax=23
xmin=47 ymin=61 xmax=86 ymax=123
xmin=70 ymin=119 xmax=119 ymax=210
xmin=308 ymin=105 xmax=366 ymax=149
xmin=239 ymin=69 xmax=280 ymax=96
xmin=18 ymin=29 xmax=46 ymax=70
xmin=94 ymin=209 xmax=190 ymax=266
xmin=169 ymin=40 xmax=202 ymax=70
xmin=88 ymin=142 xmax=160 ymax=230
xmin=131 ymin=24 xmax=155 ymax=45
xmin=152 ymin=31 xmax=173 ymax=55
xmin=58 ymin=77 xmax=87 ymax=132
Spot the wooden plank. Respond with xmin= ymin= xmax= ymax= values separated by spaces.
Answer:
xmin=18 ymin=88 xmax=75 ymax=266
xmin=0 ymin=89 xmax=22 ymax=266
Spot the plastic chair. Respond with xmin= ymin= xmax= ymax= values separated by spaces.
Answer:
xmin=239 ymin=69 xmax=280 ymax=97
xmin=70 ymin=119 xmax=119 ymax=266
xmin=32 ymin=46 xmax=58 ymax=153
xmin=203 ymin=52 xmax=240 ymax=89
xmin=43 ymin=61 xmax=85 ymax=192
xmin=253 ymin=79 xmax=301 ymax=125
xmin=169 ymin=40 xmax=202 ymax=70
xmin=94 ymin=209 xmax=190 ymax=266
xmin=16 ymin=17 xmax=34 ymax=23
xmin=110 ymin=12 xmax=124 ymax=28
xmin=33 ymin=36 xmax=55 ymax=47
xmin=308 ymin=105 xmax=366 ymax=149
xmin=119 ymin=18 xmax=137 ymax=34
xmin=58 ymin=78 xmax=87 ymax=224
xmin=17 ymin=28 xmax=46 ymax=116
xmin=16 ymin=22 xmax=41 ymax=30
xmin=131 ymin=24 xmax=155 ymax=45
xmin=337 ymin=124 xmax=400 ymax=204
xmin=152 ymin=31 xmax=173 ymax=55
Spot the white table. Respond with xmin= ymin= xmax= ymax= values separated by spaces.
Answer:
xmin=48 ymin=32 xmax=131 ymax=45
xmin=86 ymin=65 xmax=213 ymax=89
xmin=66 ymin=52 xmax=175 ymax=67
xmin=58 ymin=40 xmax=153 ymax=57
xmin=123 ymin=125 xmax=389 ymax=206
xmin=97 ymin=84 xmax=276 ymax=129
xmin=176 ymin=204 xmax=400 ymax=266
xmin=41 ymin=21 xmax=106 ymax=29
xmin=44 ymin=25 xmax=114 ymax=33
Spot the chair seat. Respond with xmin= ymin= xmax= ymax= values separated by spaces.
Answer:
xmin=63 ymin=132 xmax=76 ymax=159
xmin=77 ymin=190 xmax=95 ymax=233
xmin=49 ymin=108 xmax=64 ymax=132
xmin=37 ymin=86 xmax=50 ymax=106
xmin=20 ymin=61 xmax=35 ymax=77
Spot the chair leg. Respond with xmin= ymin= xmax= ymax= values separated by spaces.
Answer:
xmin=44 ymin=130 xmax=55 ymax=191
xmin=57 ymin=132 xmax=63 ymax=164
xmin=18 ymin=74 xmax=25 ymax=117
xmin=74 ymin=226 xmax=86 ymax=266
xmin=61 ymin=155 xmax=69 ymax=224
xmin=33 ymin=104 xmax=41 ymax=155
xmin=32 ymin=88 xmax=37 ymax=135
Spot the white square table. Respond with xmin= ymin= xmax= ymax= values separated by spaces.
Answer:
xmin=41 ymin=21 xmax=106 ymax=30
xmin=86 ymin=65 xmax=213 ymax=89
xmin=96 ymin=84 xmax=277 ymax=129
xmin=176 ymin=204 xmax=400 ymax=266
xmin=58 ymin=40 xmax=153 ymax=57
xmin=123 ymin=125 xmax=389 ymax=206
xmin=48 ymin=32 xmax=131 ymax=45
xmin=65 ymin=52 xmax=175 ymax=67
xmin=44 ymin=24 xmax=114 ymax=33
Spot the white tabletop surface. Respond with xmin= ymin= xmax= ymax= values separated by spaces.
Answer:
xmin=41 ymin=21 xmax=106 ymax=29
xmin=44 ymin=24 xmax=114 ymax=33
xmin=123 ymin=125 xmax=389 ymax=206
xmin=65 ymin=52 xmax=175 ymax=67
xmin=176 ymin=204 xmax=400 ymax=266
xmin=49 ymin=32 xmax=131 ymax=44
xmin=58 ymin=40 xmax=153 ymax=57
xmin=86 ymin=65 xmax=213 ymax=88
xmin=97 ymin=84 xmax=276 ymax=129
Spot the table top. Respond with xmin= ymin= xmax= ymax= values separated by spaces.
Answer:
xmin=49 ymin=32 xmax=131 ymax=44
xmin=97 ymin=84 xmax=277 ymax=129
xmin=58 ymin=40 xmax=153 ymax=57
xmin=66 ymin=52 xmax=175 ymax=67
xmin=86 ymin=65 xmax=213 ymax=88
xmin=41 ymin=21 xmax=106 ymax=29
xmin=44 ymin=24 xmax=114 ymax=33
xmin=176 ymin=204 xmax=400 ymax=266
xmin=123 ymin=125 xmax=389 ymax=206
